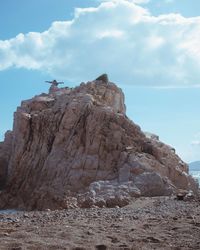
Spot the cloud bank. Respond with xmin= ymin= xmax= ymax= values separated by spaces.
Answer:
xmin=0 ymin=0 xmax=200 ymax=86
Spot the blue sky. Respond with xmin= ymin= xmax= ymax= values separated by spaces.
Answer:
xmin=0 ymin=0 xmax=200 ymax=162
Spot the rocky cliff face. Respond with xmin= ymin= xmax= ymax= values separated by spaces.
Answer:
xmin=0 ymin=80 xmax=198 ymax=210
xmin=0 ymin=131 xmax=13 ymax=189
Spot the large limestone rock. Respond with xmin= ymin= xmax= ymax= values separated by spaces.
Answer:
xmin=0 ymin=80 xmax=198 ymax=210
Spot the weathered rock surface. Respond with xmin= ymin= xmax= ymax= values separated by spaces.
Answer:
xmin=0 ymin=131 xmax=13 ymax=189
xmin=0 ymin=80 xmax=198 ymax=210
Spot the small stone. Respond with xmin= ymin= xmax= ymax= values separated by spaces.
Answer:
xmin=146 ymin=236 xmax=161 ymax=243
xmin=95 ymin=245 xmax=107 ymax=250
xmin=87 ymin=230 xmax=93 ymax=235
xmin=73 ymin=247 xmax=86 ymax=250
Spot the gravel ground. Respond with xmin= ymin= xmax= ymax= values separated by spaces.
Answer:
xmin=0 ymin=196 xmax=200 ymax=250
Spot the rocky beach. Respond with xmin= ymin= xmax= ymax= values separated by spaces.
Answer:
xmin=0 ymin=196 xmax=200 ymax=250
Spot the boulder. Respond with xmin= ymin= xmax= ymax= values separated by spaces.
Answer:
xmin=95 ymin=74 xmax=109 ymax=84
xmin=0 ymin=80 xmax=198 ymax=210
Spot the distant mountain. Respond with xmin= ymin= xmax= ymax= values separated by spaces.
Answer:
xmin=189 ymin=161 xmax=200 ymax=171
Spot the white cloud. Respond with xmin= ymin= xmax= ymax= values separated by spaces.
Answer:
xmin=191 ymin=141 xmax=200 ymax=146
xmin=97 ymin=0 xmax=150 ymax=4
xmin=125 ymin=0 xmax=150 ymax=3
xmin=134 ymin=0 xmax=150 ymax=3
xmin=191 ymin=133 xmax=200 ymax=146
xmin=0 ymin=0 xmax=200 ymax=86
xmin=165 ymin=0 xmax=174 ymax=3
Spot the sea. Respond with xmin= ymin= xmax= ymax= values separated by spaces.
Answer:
xmin=0 ymin=209 xmax=17 ymax=214
xmin=190 ymin=170 xmax=200 ymax=184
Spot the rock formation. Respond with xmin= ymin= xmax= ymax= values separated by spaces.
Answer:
xmin=0 ymin=79 xmax=198 ymax=210
xmin=95 ymin=74 xmax=109 ymax=84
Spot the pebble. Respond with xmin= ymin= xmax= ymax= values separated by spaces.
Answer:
xmin=95 ymin=244 xmax=107 ymax=250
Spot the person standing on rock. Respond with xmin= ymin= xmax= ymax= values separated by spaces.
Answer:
xmin=45 ymin=80 xmax=64 ymax=94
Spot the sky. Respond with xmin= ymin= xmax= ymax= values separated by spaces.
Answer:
xmin=0 ymin=0 xmax=200 ymax=163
